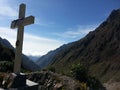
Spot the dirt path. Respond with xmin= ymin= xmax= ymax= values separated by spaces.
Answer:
xmin=104 ymin=82 xmax=120 ymax=90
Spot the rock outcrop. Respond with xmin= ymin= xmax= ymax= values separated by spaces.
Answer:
xmin=27 ymin=71 xmax=81 ymax=90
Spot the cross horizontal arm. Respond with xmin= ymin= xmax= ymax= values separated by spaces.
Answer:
xmin=11 ymin=16 xmax=34 ymax=29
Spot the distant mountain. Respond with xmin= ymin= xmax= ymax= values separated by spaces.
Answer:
xmin=0 ymin=37 xmax=40 ymax=71
xmin=36 ymin=44 xmax=70 ymax=68
xmin=37 ymin=9 xmax=120 ymax=82
xmin=21 ymin=54 xmax=40 ymax=71
xmin=28 ymin=55 xmax=41 ymax=62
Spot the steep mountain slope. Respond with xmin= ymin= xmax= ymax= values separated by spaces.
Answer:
xmin=36 ymin=44 xmax=70 ymax=68
xmin=0 ymin=37 xmax=14 ymax=49
xmin=21 ymin=54 xmax=40 ymax=71
xmin=37 ymin=9 xmax=120 ymax=82
xmin=0 ymin=42 xmax=14 ymax=62
xmin=0 ymin=37 xmax=40 ymax=71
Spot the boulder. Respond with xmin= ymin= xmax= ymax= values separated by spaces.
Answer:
xmin=2 ymin=73 xmax=26 ymax=88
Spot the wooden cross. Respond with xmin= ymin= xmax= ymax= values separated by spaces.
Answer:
xmin=11 ymin=3 xmax=35 ymax=73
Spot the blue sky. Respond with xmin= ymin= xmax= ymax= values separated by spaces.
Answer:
xmin=0 ymin=0 xmax=119 ymax=56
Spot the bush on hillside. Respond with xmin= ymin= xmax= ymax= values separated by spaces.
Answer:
xmin=87 ymin=76 xmax=105 ymax=90
xmin=71 ymin=63 xmax=88 ymax=82
xmin=0 ymin=61 xmax=13 ymax=72
xmin=70 ymin=63 xmax=106 ymax=90
xmin=48 ymin=66 xmax=56 ymax=72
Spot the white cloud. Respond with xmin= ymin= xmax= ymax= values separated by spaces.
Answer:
xmin=53 ymin=25 xmax=97 ymax=39
xmin=0 ymin=1 xmax=63 ymax=56
xmin=0 ymin=0 xmax=17 ymax=17
xmin=0 ymin=27 xmax=63 ymax=56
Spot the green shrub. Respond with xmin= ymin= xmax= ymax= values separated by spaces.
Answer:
xmin=0 ymin=61 xmax=13 ymax=72
xmin=80 ymin=82 xmax=87 ymax=90
xmin=71 ymin=63 xmax=88 ymax=82
xmin=87 ymin=76 xmax=105 ymax=90
xmin=70 ymin=63 xmax=105 ymax=90
xmin=48 ymin=66 xmax=56 ymax=72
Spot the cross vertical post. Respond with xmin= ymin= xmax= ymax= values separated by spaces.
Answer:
xmin=14 ymin=4 xmax=25 ymax=73
xmin=11 ymin=3 xmax=34 ymax=73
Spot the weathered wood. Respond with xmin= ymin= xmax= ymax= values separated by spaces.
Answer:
xmin=19 ymin=4 xmax=26 ymax=18
xmin=11 ymin=3 xmax=34 ymax=73
xmin=11 ymin=16 xmax=34 ymax=29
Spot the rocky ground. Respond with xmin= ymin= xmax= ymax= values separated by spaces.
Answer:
xmin=104 ymin=81 xmax=120 ymax=90
xmin=1 ymin=71 xmax=120 ymax=90
xmin=26 ymin=71 xmax=82 ymax=90
xmin=0 ymin=71 xmax=80 ymax=90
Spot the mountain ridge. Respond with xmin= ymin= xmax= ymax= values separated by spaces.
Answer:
xmin=37 ymin=8 xmax=120 ymax=82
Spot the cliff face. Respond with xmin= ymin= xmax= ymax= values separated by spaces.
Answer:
xmin=37 ymin=9 xmax=120 ymax=82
